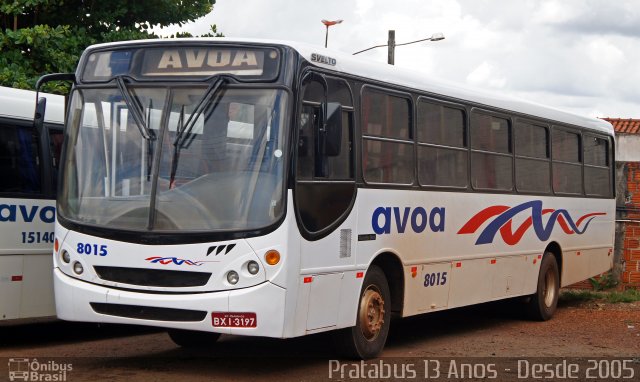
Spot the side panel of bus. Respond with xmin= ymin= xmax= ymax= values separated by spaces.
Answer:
xmin=291 ymin=67 xmax=615 ymax=332
xmin=0 ymin=201 xmax=56 ymax=320
xmin=0 ymin=117 xmax=63 ymax=321
xmin=355 ymin=190 xmax=615 ymax=317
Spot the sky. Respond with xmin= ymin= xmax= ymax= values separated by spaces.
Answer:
xmin=155 ymin=0 xmax=640 ymax=119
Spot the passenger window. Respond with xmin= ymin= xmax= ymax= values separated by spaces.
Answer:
xmin=326 ymin=78 xmax=354 ymax=180
xmin=584 ymin=135 xmax=608 ymax=167
xmin=417 ymin=102 xmax=465 ymax=147
xmin=470 ymin=112 xmax=512 ymax=190
xmin=362 ymin=88 xmax=414 ymax=184
xmin=417 ymin=101 xmax=467 ymax=188
xmin=297 ymin=105 xmax=321 ymax=179
xmin=362 ymin=89 xmax=410 ymax=140
xmin=552 ymin=128 xmax=582 ymax=194
xmin=515 ymin=122 xmax=550 ymax=193
xmin=0 ymin=124 xmax=41 ymax=194
xmin=297 ymin=76 xmax=354 ymax=180
xmin=363 ymin=139 xmax=414 ymax=184
xmin=584 ymin=135 xmax=611 ymax=197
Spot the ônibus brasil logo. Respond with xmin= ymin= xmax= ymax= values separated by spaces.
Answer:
xmin=457 ymin=200 xmax=606 ymax=246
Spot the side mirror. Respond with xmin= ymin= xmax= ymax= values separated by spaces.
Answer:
xmin=33 ymin=96 xmax=54 ymax=196
xmin=33 ymin=73 xmax=75 ymax=196
xmin=33 ymin=97 xmax=47 ymax=135
xmin=33 ymin=72 xmax=76 ymax=129
xmin=324 ymin=102 xmax=342 ymax=156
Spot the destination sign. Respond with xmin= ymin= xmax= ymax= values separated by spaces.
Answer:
xmin=82 ymin=46 xmax=280 ymax=81
xmin=141 ymin=48 xmax=266 ymax=76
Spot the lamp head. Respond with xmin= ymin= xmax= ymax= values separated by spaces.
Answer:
xmin=429 ymin=32 xmax=445 ymax=41
xmin=322 ymin=19 xmax=343 ymax=26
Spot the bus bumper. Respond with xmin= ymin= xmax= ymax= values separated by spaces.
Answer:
xmin=53 ymin=268 xmax=287 ymax=337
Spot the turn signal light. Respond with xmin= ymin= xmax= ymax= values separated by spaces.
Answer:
xmin=54 ymin=238 xmax=59 ymax=253
xmin=265 ymin=250 xmax=280 ymax=265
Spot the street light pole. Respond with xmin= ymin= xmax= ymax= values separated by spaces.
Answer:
xmin=388 ymin=30 xmax=396 ymax=65
xmin=353 ymin=30 xmax=445 ymax=65
xmin=321 ymin=19 xmax=343 ymax=48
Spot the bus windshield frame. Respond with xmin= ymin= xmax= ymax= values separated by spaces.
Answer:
xmin=58 ymin=75 xmax=291 ymax=238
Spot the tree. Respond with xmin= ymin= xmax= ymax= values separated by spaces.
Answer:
xmin=0 ymin=1 xmax=220 ymax=93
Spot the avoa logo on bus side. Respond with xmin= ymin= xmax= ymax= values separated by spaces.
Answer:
xmin=372 ymin=207 xmax=445 ymax=235
xmin=0 ymin=204 xmax=55 ymax=223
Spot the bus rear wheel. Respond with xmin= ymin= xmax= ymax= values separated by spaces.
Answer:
xmin=167 ymin=329 xmax=221 ymax=348
xmin=333 ymin=265 xmax=391 ymax=359
xmin=526 ymin=252 xmax=560 ymax=321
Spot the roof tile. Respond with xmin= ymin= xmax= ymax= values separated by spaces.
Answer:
xmin=601 ymin=118 xmax=640 ymax=134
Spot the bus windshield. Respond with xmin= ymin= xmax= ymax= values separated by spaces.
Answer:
xmin=59 ymin=84 xmax=288 ymax=232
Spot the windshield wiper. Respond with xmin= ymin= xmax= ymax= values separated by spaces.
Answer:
xmin=145 ymin=99 xmax=157 ymax=181
xmin=168 ymin=75 xmax=229 ymax=188
xmin=173 ymin=75 xmax=229 ymax=148
xmin=169 ymin=105 xmax=186 ymax=189
xmin=115 ymin=76 xmax=155 ymax=140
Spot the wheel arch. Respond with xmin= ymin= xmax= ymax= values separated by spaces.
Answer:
xmin=369 ymin=252 xmax=404 ymax=316
xmin=545 ymin=241 xmax=563 ymax=284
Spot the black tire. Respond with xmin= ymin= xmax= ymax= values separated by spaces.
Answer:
xmin=333 ymin=265 xmax=391 ymax=359
xmin=526 ymin=252 xmax=560 ymax=321
xmin=167 ymin=329 xmax=221 ymax=348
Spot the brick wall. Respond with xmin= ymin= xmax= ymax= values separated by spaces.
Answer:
xmin=619 ymin=163 xmax=640 ymax=288
xmin=621 ymin=223 xmax=640 ymax=285
xmin=567 ymin=161 xmax=639 ymax=290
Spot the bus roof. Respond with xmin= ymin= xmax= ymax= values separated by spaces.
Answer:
xmin=84 ymin=38 xmax=614 ymax=135
xmin=0 ymin=86 xmax=65 ymax=124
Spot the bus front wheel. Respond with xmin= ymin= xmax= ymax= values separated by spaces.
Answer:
xmin=333 ymin=265 xmax=391 ymax=359
xmin=526 ymin=252 xmax=560 ymax=321
xmin=167 ymin=329 xmax=221 ymax=348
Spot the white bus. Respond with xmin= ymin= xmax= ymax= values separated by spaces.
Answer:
xmin=0 ymin=86 xmax=65 ymax=323
xmin=45 ymin=39 xmax=615 ymax=358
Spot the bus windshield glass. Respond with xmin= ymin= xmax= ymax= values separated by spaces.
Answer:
xmin=59 ymin=84 xmax=288 ymax=232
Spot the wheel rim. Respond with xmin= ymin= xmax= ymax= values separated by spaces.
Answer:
xmin=358 ymin=285 xmax=385 ymax=341
xmin=542 ymin=267 xmax=557 ymax=307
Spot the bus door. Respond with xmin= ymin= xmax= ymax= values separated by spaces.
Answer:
xmin=294 ymin=72 xmax=357 ymax=330
xmin=0 ymin=121 xmax=61 ymax=320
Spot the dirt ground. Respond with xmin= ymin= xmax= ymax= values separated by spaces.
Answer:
xmin=0 ymin=297 xmax=638 ymax=381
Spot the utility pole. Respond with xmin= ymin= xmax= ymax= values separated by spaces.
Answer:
xmin=388 ymin=30 xmax=396 ymax=65
xmin=353 ymin=30 xmax=444 ymax=66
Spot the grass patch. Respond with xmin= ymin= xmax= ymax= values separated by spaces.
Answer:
xmin=560 ymin=289 xmax=602 ymax=303
xmin=560 ymin=288 xmax=640 ymax=304
xmin=605 ymin=289 xmax=640 ymax=303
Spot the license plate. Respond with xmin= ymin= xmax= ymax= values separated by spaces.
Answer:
xmin=211 ymin=312 xmax=257 ymax=328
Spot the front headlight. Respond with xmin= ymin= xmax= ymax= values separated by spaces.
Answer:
xmin=247 ymin=261 xmax=260 ymax=275
xmin=73 ymin=261 xmax=84 ymax=275
xmin=227 ymin=270 xmax=239 ymax=285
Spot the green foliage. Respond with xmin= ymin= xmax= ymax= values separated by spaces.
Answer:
xmin=0 ymin=0 xmax=220 ymax=93
xmin=169 ymin=25 xmax=224 ymax=38
xmin=0 ymin=24 xmax=87 ymax=92
xmin=560 ymin=288 xmax=640 ymax=304
xmin=588 ymin=272 xmax=618 ymax=291
xmin=559 ymin=290 xmax=602 ymax=303
xmin=605 ymin=288 xmax=640 ymax=303
xmin=199 ymin=24 xmax=224 ymax=38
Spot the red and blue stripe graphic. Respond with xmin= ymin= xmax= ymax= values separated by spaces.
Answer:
xmin=458 ymin=200 xmax=606 ymax=245
xmin=145 ymin=256 xmax=204 ymax=266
